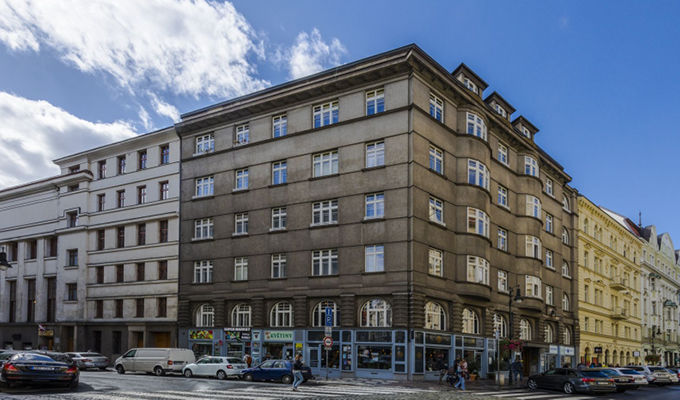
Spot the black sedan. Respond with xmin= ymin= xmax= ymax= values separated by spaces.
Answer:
xmin=0 ymin=352 xmax=79 ymax=389
xmin=527 ymin=368 xmax=616 ymax=394
xmin=240 ymin=360 xmax=313 ymax=384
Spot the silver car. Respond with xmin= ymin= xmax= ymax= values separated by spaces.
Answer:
xmin=648 ymin=366 xmax=675 ymax=384
xmin=66 ymin=352 xmax=109 ymax=370
xmin=612 ymin=367 xmax=649 ymax=388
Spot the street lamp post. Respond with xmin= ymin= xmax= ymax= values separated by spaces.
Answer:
xmin=651 ymin=325 xmax=661 ymax=365
xmin=0 ymin=252 xmax=12 ymax=271
xmin=507 ymin=286 xmax=523 ymax=385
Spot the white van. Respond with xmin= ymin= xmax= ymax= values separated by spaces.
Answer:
xmin=114 ymin=348 xmax=195 ymax=376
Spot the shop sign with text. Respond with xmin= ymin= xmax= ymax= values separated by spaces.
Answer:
xmin=263 ymin=331 xmax=294 ymax=342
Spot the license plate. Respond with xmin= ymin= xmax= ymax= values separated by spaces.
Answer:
xmin=597 ymin=381 xmax=608 ymax=385
xmin=32 ymin=366 xmax=53 ymax=371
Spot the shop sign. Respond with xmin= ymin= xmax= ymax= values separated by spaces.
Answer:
xmin=263 ymin=330 xmax=293 ymax=342
xmin=563 ymin=347 xmax=575 ymax=356
xmin=633 ymin=351 xmax=640 ymax=357
xmin=189 ymin=330 xmax=214 ymax=340
xmin=38 ymin=329 xmax=54 ymax=337
xmin=252 ymin=331 xmax=260 ymax=341
xmin=224 ymin=328 xmax=251 ymax=341
xmin=549 ymin=345 xmax=558 ymax=354
xmin=594 ymin=346 xmax=602 ymax=354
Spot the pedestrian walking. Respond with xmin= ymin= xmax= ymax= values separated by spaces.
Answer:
xmin=291 ymin=353 xmax=305 ymax=391
xmin=243 ymin=353 xmax=252 ymax=368
xmin=454 ymin=358 xmax=467 ymax=390
xmin=510 ymin=356 xmax=523 ymax=385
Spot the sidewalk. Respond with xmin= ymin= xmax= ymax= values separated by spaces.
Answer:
xmin=311 ymin=375 xmax=529 ymax=391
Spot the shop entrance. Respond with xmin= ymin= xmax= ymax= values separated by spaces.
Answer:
xmin=309 ymin=344 xmax=340 ymax=378
xmin=522 ymin=347 xmax=540 ymax=376
xmin=132 ymin=331 xmax=144 ymax=348
xmin=263 ymin=343 xmax=293 ymax=360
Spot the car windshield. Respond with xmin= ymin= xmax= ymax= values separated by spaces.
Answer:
xmin=599 ymin=369 xmax=618 ymax=376
xmin=620 ymin=369 xmax=641 ymax=375
xmin=582 ymin=371 xmax=607 ymax=378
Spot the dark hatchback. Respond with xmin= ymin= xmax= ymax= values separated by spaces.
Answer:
xmin=240 ymin=360 xmax=313 ymax=384
xmin=0 ymin=352 xmax=79 ymax=389
xmin=528 ymin=368 xmax=616 ymax=394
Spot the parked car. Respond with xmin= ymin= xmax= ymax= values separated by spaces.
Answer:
xmin=0 ymin=352 xmax=79 ymax=389
xmin=0 ymin=351 xmax=19 ymax=370
xmin=624 ymin=365 xmax=658 ymax=384
xmin=66 ymin=352 xmax=109 ymax=370
xmin=611 ymin=367 xmax=649 ymax=389
xmin=590 ymin=368 xmax=637 ymax=392
xmin=668 ymin=367 xmax=680 ymax=383
xmin=240 ymin=360 xmax=313 ymax=384
xmin=647 ymin=366 xmax=675 ymax=385
xmin=182 ymin=356 xmax=246 ymax=380
xmin=527 ymin=368 xmax=616 ymax=394
xmin=114 ymin=348 xmax=195 ymax=376
xmin=662 ymin=368 xmax=680 ymax=384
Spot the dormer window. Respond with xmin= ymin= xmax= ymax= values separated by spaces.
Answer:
xmin=521 ymin=126 xmax=531 ymax=138
xmin=494 ymin=104 xmax=507 ymax=118
xmin=462 ymin=77 xmax=478 ymax=94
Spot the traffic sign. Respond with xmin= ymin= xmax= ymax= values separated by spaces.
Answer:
xmin=323 ymin=336 xmax=333 ymax=350
xmin=324 ymin=326 xmax=332 ymax=336
xmin=325 ymin=307 xmax=334 ymax=327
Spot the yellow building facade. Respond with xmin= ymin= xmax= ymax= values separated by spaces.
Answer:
xmin=577 ymin=196 xmax=643 ymax=365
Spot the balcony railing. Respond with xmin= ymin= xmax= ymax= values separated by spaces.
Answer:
xmin=611 ymin=307 xmax=627 ymax=319
xmin=609 ymin=276 xmax=627 ymax=290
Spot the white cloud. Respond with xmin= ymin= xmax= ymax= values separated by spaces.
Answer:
xmin=138 ymin=106 xmax=153 ymax=131
xmin=0 ymin=91 xmax=136 ymax=188
xmin=286 ymin=28 xmax=346 ymax=79
xmin=0 ymin=0 xmax=269 ymax=98
xmin=149 ymin=93 xmax=180 ymax=122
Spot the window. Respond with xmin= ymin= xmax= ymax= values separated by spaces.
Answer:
xmin=193 ymin=261 xmax=213 ymax=283
xmin=562 ymin=195 xmax=570 ymax=212
xmin=24 ymin=239 xmax=37 ymax=260
xmin=235 ymin=168 xmax=248 ymax=190
xmin=519 ymin=319 xmax=532 ymax=340
xmin=429 ymin=196 xmax=444 ymax=224
xmin=497 ymin=228 xmax=508 ymax=251
xmin=498 ymin=270 xmax=508 ymax=293
xmin=563 ymin=327 xmax=571 ymax=345
xmin=424 ymin=302 xmax=446 ymax=330
xmin=97 ymin=194 xmax=106 ymax=211
xmin=492 ymin=313 xmax=507 ymax=338
xmin=524 ymin=156 xmax=538 ymax=177
xmin=468 ymin=159 xmax=489 ymax=189
xmin=46 ymin=237 xmax=57 ymax=258
xmin=545 ymin=178 xmax=553 ymax=196
xmin=136 ymin=262 xmax=145 ymax=281
xmin=67 ymin=249 xmax=78 ymax=266
xmin=546 ymin=285 xmax=554 ymax=305
xmin=159 ymin=220 xmax=168 ymax=243
xmin=160 ymin=144 xmax=170 ymax=164
xmin=365 ymin=193 xmax=384 ymax=219
xmin=194 ymin=218 xmax=214 ymax=239
xmin=467 ymin=207 xmax=489 ymax=237
xmin=272 ymin=161 xmax=287 ymax=185
xmin=545 ymin=214 xmax=553 ymax=233
xmin=366 ymin=88 xmax=385 ymax=115
xmin=137 ymin=223 xmax=146 ymax=245
xmin=312 ymin=300 xmax=339 ymax=327
xmin=313 ymin=101 xmax=339 ymax=128
xmin=271 ymin=207 xmax=287 ymax=230
xmin=467 ymin=256 xmax=489 ymax=285
xmin=497 ymin=186 xmax=508 ymax=208
xmin=526 ymin=195 xmax=541 ymax=218
xmin=234 ymin=213 xmax=248 ymax=235
xmin=525 ymin=275 xmax=542 ymax=298
xmin=67 ymin=184 xmax=79 ymax=192
xmin=313 ymin=150 xmax=338 ymax=177
xmin=521 ymin=126 xmax=531 ymax=138
xmin=138 ymin=150 xmax=147 ymax=170
xmin=96 ymin=300 xmax=104 ymax=318
xmin=365 ymin=245 xmax=384 ymax=273
xmin=313 ymin=249 xmax=338 ymax=276
xmin=159 ymin=181 xmax=169 ymax=200
xmin=116 ymin=265 xmax=124 ymax=283
xmin=429 ymin=145 xmax=443 ymax=174
xmin=117 ymin=156 xmax=126 ymax=174
xmin=365 ymin=141 xmax=385 ymax=168
xmin=195 ymin=134 xmax=215 ymax=154
xmin=97 ymin=229 xmax=105 ymax=251
xmin=117 ymin=190 xmax=125 ymax=208
xmin=428 ymin=248 xmax=443 ymax=277
xmin=498 ymin=143 xmax=508 ymax=165
xmin=546 ymin=249 xmax=554 ymax=269
xmin=97 ymin=160 xmax=106 ymax=179
xmin=137 ymin=185 xmax=147 ymax=204
xmin=429 ymin=93 xmax=443 ymax=121
xmin=232 ymin=304 xmax=251 ymax=327
xmin=544 ymin=324 xmax=554 ymax=343
xmin=270 ymin=302 xmax=293 ymax=327
xmin=157 ymin=297 xmax=167 ymax=317
xmin=66 ymin=211 xmax=78 ymax=228
xmin=461 ymin=77 xmax=478 ymax=93
xmin=235 ymin=124 xmax=249 ymax=145
xmin=7 ymin=280 xmax=16 ymax=322
xmin=312 ymin=199 xmax=338 ymax=225
xmin=196 ymin=304 xmax=214 ymax=327
xmin=562 ymin=293 xmax=570 ymax=311
xmin=234 ymin=257 xmax=248 ymax=281
xmin=466 ymin=112 xmax=487 ymax=141
xmin=158 ymin=260 xmax=167 ymax=280
xmin=195 ymin=176 xmax=214 ymax=197
xmin=561 ymin=228 xmax=569 ymax=245
xmin=115 ymin=299 xmax=123 ymax=318
xmin=116 ymin=227 xmax=125 ymax=248
xmin=273 ymin=114 xmax=287 ymax=138
xmin=494 ymin=103 xmax=506 ymax=117
xmin=584 ymin=284 xmax=589 ymax=303
xmin=271 ymin=254 xmax=286 ymax=279
xmin=66 ymin=283 xmax=77 ymax=301
xmin=68 ymin=165 xmax=80 ymax=173
xmin=360 ymin=299 xmax=391 ymax=327
xmin=462 ymin=308 xmax=479 ymax=334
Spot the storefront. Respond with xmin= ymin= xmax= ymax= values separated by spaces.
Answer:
xmin=250 ymin=330 xmax=297 ymax=362
xmin=223 ymin=327 xmax=251 ymax=358
xmin=412 ymin=331 xmax=494 ymax=380
xmin=188 ymin=329 xmax=220 ymax=358
xmin=307 ymin=330 xmax=342 ymax=378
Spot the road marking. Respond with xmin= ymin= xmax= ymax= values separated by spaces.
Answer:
xmin=515 ymin=394 xmax=572 ymax=400
xmin=474 ymin=390 xmax=533 ymax=395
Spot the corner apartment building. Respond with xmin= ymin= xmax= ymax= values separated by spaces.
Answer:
xmin=0 ymin=127 xmax=180 ymax=358
xmin=576 ymin=197 xmax=643 ymax=366
xmin=176 ymin=44 xmax=579 ymax=380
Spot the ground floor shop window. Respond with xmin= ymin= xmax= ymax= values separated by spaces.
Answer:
xmin=357 ymin=345 xmax=391 ymax=370
xmin=191 ymin=342 xmax=213 ymax=358
xmin=263 ymin=343 xmax=293 ymax=360
xmin=425 ymin=348 xmax=449 ymax=371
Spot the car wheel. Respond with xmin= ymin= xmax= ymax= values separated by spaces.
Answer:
xmin=527 ymin=379 xmax=538 ymax=391
xmin=216 ymin=370 xmax=227 ymax=380
xmin=183 ymin=369 xmax=193 ymax=378
xmin=116 ymin=365 xmax=125 ymax=374
xmin=563 ymin=382 xmax=575 ymax=394
xmin=243 ymin=373 xmax=253 ymax=382
xmin=281 ymin=374 xmax=293 ymax=384
xmin=154 ymin=366 xmax=165 ymax=376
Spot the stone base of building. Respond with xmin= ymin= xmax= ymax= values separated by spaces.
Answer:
xmin=0 ymin=323 xmax=83 ymax=353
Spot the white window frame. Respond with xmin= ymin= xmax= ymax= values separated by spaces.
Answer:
xmin=271 ymin=254 xmax=286 ymax=279
xmin=366 ymin=141 xmax=385 ymax=168
xmin=313 ymin=300 xmax=339 ymax=327
xmin=365 ymin=245 xmax=384 ymax=273
xmin=468 ymin=159 xmax=490 ymax=190
xmin=273 ymin=114 xmax=287 ymax=138
xmin=462 ymin=308 xmax=479 ymax=334
xmin=466 ymin=112 xmax=487 ymax=141
xmin=193 ymin=218 xmax=214 ymax=240
xmin=498 ymin=143 xmax=508 ymax=165
xmin=313 ymin=101 xmax=339 ymax=128
xmin=234 ymin=213 xmax=248 ymax=235
xmin=271 ymin=207 xmax=287 ymax=230
xmin=498 ymin=228 xmax=508 ymax=251
xmin=235 ymin=168 xmax=248 ymax=191
xmin=312 ymin=249 xmax=338 ymax=276
xmin=272 ymin=161 xmax=287 ymax=185
xmin=526 ymin=236 xmax=541 ymax=259
xmin=428 ymin=248 xmax=443 ymax=277
xmin=196 ymin=304 xmax=214 ymax=327
xmin=467 ymin=256 xmax=490 ymax=285
xmin=562 ymin=227 xmax=569 ymax=245
xmin=524 ymin=156 xmax=539 ymax=177
xmin=231 ymin=304 xmax=251 ymax=327
xmin=424 ymin=302 xmax=446 ymax=331
xmin=545 ymin=178 xmax=554 ymax=196
xmin=545 ymin=213 xmax=553 ymax=233
xmin=235 ymin=124 xmax=249 ymax=145
xmin=497 ymin=185 xmax=508 ymax=208
xmin=562 ymin=195 xmax=571 ymax=212
xmin=365 ymin=193 xmax=384 ymax=219
xmin=494 ymin=313 xmax=508 ymax=338
xmin=467 ymin=207 xmax=489 ymax=238
xmin=498 ymin=270 xmax=508 ymax=293
xmin=546 ymin=285 xmax=554 ymax=305
xmin=525 ymin=275 xmax=542 ymax=299
xmin=313 ymin=150 xmax=338 ymax=177
xmin=429 ymin=93 xmax=443 ymax=122
xmin=429 ymin=196 xmax=444 ymax=224
xmin=195 ymin=134 xmax=215 ymax=155
xmin=526 ymin=195 xmax=541 ymax=218
xmin=521 ymin=126 xmax=531 ymax=138
xmin=193 ymin=261 xmax=213 ymax=283
xmin=462 ymin=77 xmax=478 ymax=94
xmin=563 ymin=327 xmax=571 ymax=345
xmin=312 ymin=199 xmax=338 ymax=225
xmin=360 ymin=299 xmax=391 ymax=327
xmin=545 ymin=324 xmax=554 ymax=343
xmin=195 ymin=176 xmax=214 ymax=197
xmin=519 ymin=319 xmax=532 ymax=340
xmin=562 ymin=293 xmax=570 ymax=311
xmin=494 ymin=103 xmax=507 ymax=118
xmin=366 ymin=88 xmax=385 ymax=116
xmin=429 ymin=145 xmax=443 ymax=174
xmin=270 ymin=302 xmax=293 ymax=327
xmin=562 ymin=261 xmax=571 ymax=278
xmin=546 ymin=249 xmax=554 ymax=270
xmin=234 ymin=257 xmax=248 ymax=281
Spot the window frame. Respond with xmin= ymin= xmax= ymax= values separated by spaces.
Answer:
xmin=365 ymin=140 xmax=385 ymax=168
xmin=193 ymin=261 xmax=213 ymax=284
xmin=271 ymin=207 xmax=287 ymax=230
xmin=466 ymin=112 xmax=487 ymax=141
xmin=524 ymin=156 xmax=539 ymax=177
xmin=312 ymin=150 xmax=339 ymax=177
xmin=424 ymin=302 xmax=447 ymax=331
xmin=193 ymin=218 xmax=214 ymax=240
xmin=467 ymin=207 xmax=489 ymax=238
xmin=272 ymin=161 xmax=287 ymax=185
xmin=428 ymin=196 xmax=444 ymax=225
xmin=366 ymin=88 xmax=385 ymax=116
xmin=312 ymin=199 xmax=338 ymax=226
xmin=365 ymin=192 xmax=385 ymax=219
xmin=271 ymin=254 xmax=286 ymax=279
xmin=526 ymin=236 xmax=541 ymax=259
xmin=467 ymin=159 xmax=490 ymax=190
xmin=234 ymin=213 xmax=248 ymax=235
xmin=429 ymin=145 xmax=444 ymax=174
xmin=429 ymin=93 xmax=444 ymax=122
xmin=195 ymin=133 xmax=215 ymax=154
xmin=497 ymin=185 xmax=509 ymax=208
xmin=497 ymin=143 xmax=509 ymax=165
xmin=498 ymin=270 xmax=508 ymax=293
xmin=462 ymin=308 xmax=480 ymax=334
xmin=360 ymin=299 xmax=392 ymax=328
xmin=195 ymin=176 xmax=214 ymax=197
xmin=234 ymin=257 xmax=248 ymax=281
xmin=545 ymin=213 xmax=553 ymax=233
xmin=235 ymin=168 xmax=249 ymax=191
xmin=497 ymin=228 xmax=508 ymax=251
xmin=312 ymin=249 xmax=339 ymax=276
xmin=365 ymin=245 xmax=384 ymax=273
xmin=313 ymin=100 xmax=339 ymax=128
xmin=525 ymin=275 xmax=542 ymax=299
xmin=272 ymin=114 xmax=288 ymax=138
xmin=467 ymin=256 xmax=490 ymax=285
xmin=235 ymin=124 xmax=249 ymax=145
xmin=270 ymin=302 xmax=293 ymax=327
xmin=428 ymin=248 xmax=443 ymax=277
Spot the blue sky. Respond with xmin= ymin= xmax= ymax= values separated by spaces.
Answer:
xmin=1 ymin=0 xmax=679 ymax=241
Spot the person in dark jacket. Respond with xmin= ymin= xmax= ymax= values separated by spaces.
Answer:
xmin=291 ymin=353 xmax=304 ymax=391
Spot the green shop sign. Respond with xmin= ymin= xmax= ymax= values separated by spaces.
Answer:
xmin=264 ymin=330 xmax=294 ymax=342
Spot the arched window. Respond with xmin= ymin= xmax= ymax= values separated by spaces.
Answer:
xmin=519 ymin=319 xmax=532 ymax=340
xmin=583 ymin=218 xmax=589 ymax=235
xmin=562 ymin=261 xmax=570 ymax=277
xmin=270 ymin=302 xmax=293 ymax=327
xmin=424 ymin=302 xmax=447 ymax=331
xmin=561 ymin=227 xmax=569 ymax=245
xmin=562 ymin=195 xmax=570 ymax=212
xmin=562 ymin=293 xmax=570 ymax=311
xmin=544 ymin=324 xmax=554 ymax=343
xmin=312 ymin=300 xmax=339 ymax=327
xmin=195 ymin=304 xmax=214 ymax=327
xmin=563 ymin=327 xmax=571 ymax=345
xmin=462 ymin=308 xmax=479 ymax=334
xmin=360 ymin=299 xmax=391 ymax=327
xmin=231 ymin=304 xmax=251 ymax=327
xmin=493 ymin=313 xmax=507 ymax=338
